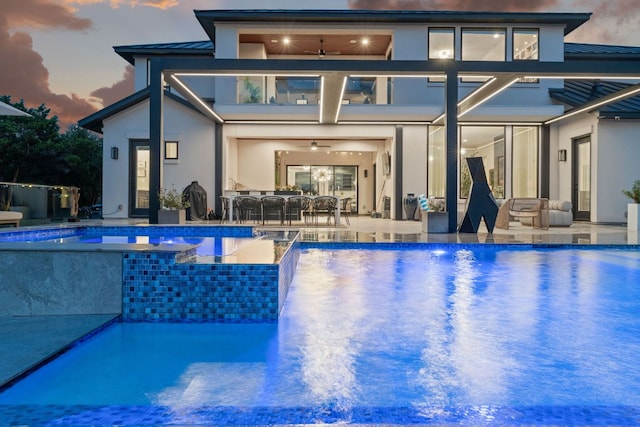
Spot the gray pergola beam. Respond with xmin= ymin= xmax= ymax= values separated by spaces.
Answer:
xmin=146 ymin=56 xmax=640 ymax=225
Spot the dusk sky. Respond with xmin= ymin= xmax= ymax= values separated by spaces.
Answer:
xmin=2 ymin=0 xmax=639 ymax=129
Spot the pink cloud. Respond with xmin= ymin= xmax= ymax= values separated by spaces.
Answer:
xmin=90 ymin=65 xmax=135 ymax=107
xmin=66 ymin=0 xmax=179 ymax=9
xmin=0 ymin=0 xmax=144 ymax=129
xmin=4 ymin=0 xmax=92 ymax=31
xmin=0 ymin=16 xmax=97 ymax=129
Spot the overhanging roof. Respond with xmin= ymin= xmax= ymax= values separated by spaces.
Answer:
xmin=195 ymin=9 xmax=591 ymax=45
xmin=114 ymin=41 xmax=213 ymax=65
xmin=549 ymin=79 xmax=640 ymax=119
xmin=565 ymin=42 xmax=640 ymax=60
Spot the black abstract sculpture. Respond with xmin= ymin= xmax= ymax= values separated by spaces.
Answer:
xmin=458 ymin=157 xmax=499 ymax=233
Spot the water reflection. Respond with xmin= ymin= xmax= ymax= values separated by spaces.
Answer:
xmin=296 ymin=250 xmax=365 ymax=412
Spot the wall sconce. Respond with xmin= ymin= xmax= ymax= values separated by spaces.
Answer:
xmin=558 ymin=149 xmax=567 ymax=162
xmin=111 ymin=147 xmax=119 ymax=160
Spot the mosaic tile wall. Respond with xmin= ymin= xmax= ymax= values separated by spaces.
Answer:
xmin=122 ymin=239 xmax=299 ymax=322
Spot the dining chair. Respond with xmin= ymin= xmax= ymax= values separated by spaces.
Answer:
xmin=234 ymin=195 xmax=262 ymax=224
xmin=260 ymin=196 xmax=286 ymax=225
xmin=340 ymin=197 xmax=352 ymax=226
xmin=219 ymin=196 xmax=232 ymax=224
xmin=286 ymin=195 xmax=311 ymax=225
xmin=311 ymin=196 xmax=337 ymax=226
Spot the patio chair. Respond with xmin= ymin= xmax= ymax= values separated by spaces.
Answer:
xmin=234 ymin=195 xmax=262 ymax=224
xmin=340 ymin=197 xmax=352 ymax=226
xmin=219 ymin=196 xmax=233 ymax=224
xmin=261 ymin=196 xmax=286 ymax=225
xmin=286 ymin=195 xmax=312 ymax=225
xmin=311 ymin=196 xmax=337 ymax=226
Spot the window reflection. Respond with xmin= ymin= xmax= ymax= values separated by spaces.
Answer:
xmin=512 ymin=127 xmax=538 ymax=197
xmin=428 ymin=126 xmax=446 ymax=198
xmin=287 ymin=165 xmax=357 ymax=204
xmin=513 ymin=29 xmax=539 ymax=60
xmin=462 ymin=29 xmax=506 ymax=61
xmin=460 ymin=126 xmax=505 ymax=199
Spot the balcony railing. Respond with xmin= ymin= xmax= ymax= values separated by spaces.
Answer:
xmin=237 ymin=75 xmax=379 ymax=105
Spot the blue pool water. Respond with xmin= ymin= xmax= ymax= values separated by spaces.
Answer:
xmin=53 ymin=235 xmax=257 ymax=257
xmin=1 ymin=246 xmax=640 ymax=425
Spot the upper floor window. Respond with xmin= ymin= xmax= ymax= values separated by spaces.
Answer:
xmin=429 ymin=28 xmax=454 ymax=59
xmin=462 ymin=29 xmax=506 ymax=61
xmin=513 ymin=29 xmax=539 ymax=60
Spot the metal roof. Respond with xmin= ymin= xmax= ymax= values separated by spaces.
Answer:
xmin=195 ymin=9 xmax=591 ymax=43
xmin=114 ymin=41 xmax=213 ymax=65
xmin=565 ymin=42 xmax=640 ymax=60
xmin=549 ymin=79 xmax=640 ymax=118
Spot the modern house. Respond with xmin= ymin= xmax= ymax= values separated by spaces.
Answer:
xmin=79 ymin=9 xmax=640 ymax=230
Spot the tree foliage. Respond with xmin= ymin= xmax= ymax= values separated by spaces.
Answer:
xmin=0 ymin=96 xmax=102 ymax=206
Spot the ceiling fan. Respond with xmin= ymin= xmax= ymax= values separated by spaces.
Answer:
xmin=304 ymin=39 xmax=341 ymax=58
xmin=298 ymin=140 xmax=332 ymax=150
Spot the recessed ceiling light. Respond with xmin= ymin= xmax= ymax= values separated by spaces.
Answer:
xmin=350 ymin=39 xmax=357 ymax=44
xmin=271 ymin=39 xmax=278 ymax=43
xmin=362 ymin=38 xmax=369 ymax=45
xmin=283 ymin=37 xmax=290 ymax=45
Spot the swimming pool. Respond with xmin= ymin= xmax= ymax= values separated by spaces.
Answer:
xmin=1 ymin=245 xmax=639 ymax=425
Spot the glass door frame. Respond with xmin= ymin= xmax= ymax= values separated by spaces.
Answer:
xmin=129 ymin=139 xmax=150 ymax=218
xmin=572 ymin=135 xmax=591 ymax=221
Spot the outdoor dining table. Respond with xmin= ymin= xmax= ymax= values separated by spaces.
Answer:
xmin=225 ymin=194 xmax=341 ymax=225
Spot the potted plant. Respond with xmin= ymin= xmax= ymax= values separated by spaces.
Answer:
xmin=623 ymin=180 xmax=640 ymax=231
xmin=420 ymin=196 xmax=448 ymax=233
xmin=158 ymin=187 xmax=190 ymax=224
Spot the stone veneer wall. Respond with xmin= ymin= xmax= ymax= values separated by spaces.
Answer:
xmin=0 ymin=251 xmax=122 ymax=316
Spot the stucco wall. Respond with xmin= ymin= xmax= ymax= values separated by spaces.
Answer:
xmin=102 ymin=97 xmax=216 ymax=218
xmin=596 ymin=121 xmax=640 ymax=223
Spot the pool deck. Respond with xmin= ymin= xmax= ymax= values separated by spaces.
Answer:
xmin=0 ymin=216 xmax=636 ymax=390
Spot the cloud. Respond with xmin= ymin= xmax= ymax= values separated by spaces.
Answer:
xmin=90 ymin=65 xmax=135 ymax=107
xmin=65 ymin=0 xmax=179 ymax=9
xmin=3 ymin=0 xmax=92 ymax=31
xmin=567 ymin=1 xmax=640 ymax=45
xmin=348 ymin=0 xmax=561 ymax=11
xmin=0 ymin=15 xmax=97 ymax=129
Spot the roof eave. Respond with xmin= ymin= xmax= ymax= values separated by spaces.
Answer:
xmin=114 ymin=48 xmax=214 ymax=65
xmin=78 ymin=89 xmax=205 ymax=133
xmin=195 ymin=9 xmax=591 ymax=40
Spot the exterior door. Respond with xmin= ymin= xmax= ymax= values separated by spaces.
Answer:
xmin=129 ymin=140 xmax=150 ymax=217
xmin=572 ymin=135 xmax=591 ymax=221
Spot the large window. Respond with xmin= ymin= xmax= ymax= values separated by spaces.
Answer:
xmin=429 ymin=28 xmax=454 ymax=59
xmin=512 ymin=127 xmax=538 ymax=197
xmin=460 ymin=126 xmax=505 ymax=199
xmin=513 ymin=29 xmax=539 ymax=60
xmin=462 ymin=29 xmax=506 ymax=61
xmin=428 ymin=126 xmax=446 ymax=198
xmin=286 ymin=165 xmax=357 ymax=201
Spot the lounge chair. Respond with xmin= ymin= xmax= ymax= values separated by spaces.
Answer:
xmin=0 ymin=211 xmax=22 ymax=227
